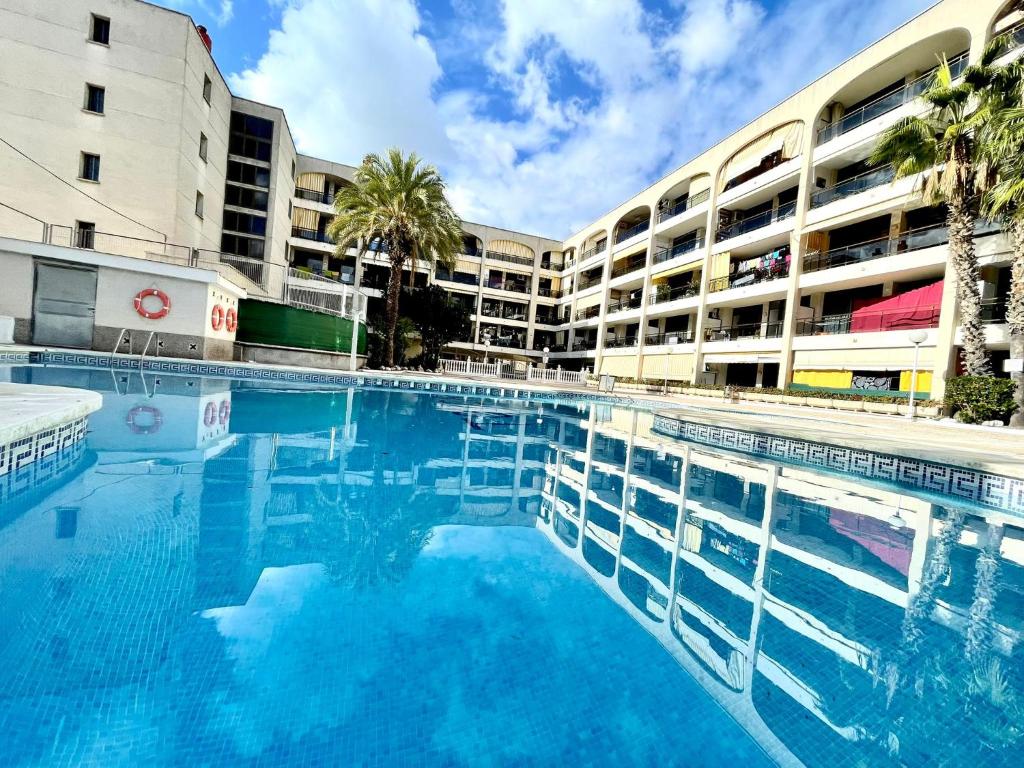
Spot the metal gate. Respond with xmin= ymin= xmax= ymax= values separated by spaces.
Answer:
xmin=32 ymin=262 xmax=97 ymax=348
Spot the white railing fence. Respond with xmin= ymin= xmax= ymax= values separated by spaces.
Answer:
xmin=440 ymin=359 xmax=500 ymax=377
xmin=440 ymin=359 xmax=589 ymax=386
xmin=527 ymin=366 xmax=587 ymax=385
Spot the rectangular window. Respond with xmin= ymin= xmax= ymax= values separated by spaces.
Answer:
xmin=220 ymin=233 xmax=265 ymax=260
xmin=226 ymin=160 xmax=270 ymax=188
xmin=224 ymin=184 xmax=268 ymax=211
xmin=90 ymin=14 xmax=110 ymax=45
xmin=75 ymin=221 xmax=95 ymax=249
xmin=195 ymin=191 xmax=204 ymax=218
xmin=203 ymin=74 xmax=212 ymax=104
xmin=84 ymin=84 xmax=105 ymax=114
xmin=79 ymin=152 xmax=100 ymax=182
xmin=222 ymin=209 xmax=267 ymax=236
xmin=199 ymin=132 xmax=208 ymax=162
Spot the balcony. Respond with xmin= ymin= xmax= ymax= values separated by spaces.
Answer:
xmin=796 ymin=305 xmax=940 ymax=335
xmin=578 ymin=272 xmax=604 ymax=291
xmin=996 ymin=20 xmax=1024 ymax=58
xmin=572 ymin=338 xmax=598 ymax=352
xmin=481 ymin=306 xmax=528 ymax=322
xmin=295 ymin=187 xmax=333 ymax=205
xmin=611 ymin=254 xmax=647 ymax=279
xmin=709 ymin=257 xmax=789 ymax=293
xmin=810 ymin=165 xmax=894 ymax=208
xmin=540 ymin=258 xmax=564 ymax=271
xmin=981 ymin=297 xmax=1008 ymax=324
xmin=653 ymin=237 xmax=704 ymax=265
xmin=291 ymin=226 xmax=334 ymax=244
xmin=604 ymin=334 xmax=640 ymax=349
xmin=536 ymin=287 xmax=564 ymax=299
xmin=486 ymin=280 xmax=531 ymax=295
xmin=615 ymin=221 xmax=650 ymax=245
xmin=715 ymin=201 xmax=796 ymax=243
xmin=575 ymin=305 xmax=601 ymax=322
xmin=802 ymin=220 xmax=1000 ymax=274
xmin=645 ymin=330 xmax=696 ymax=346
xmin=704 ymin=321 xmax=783 ymax=341
xmin=658 ymin=189 xmax=710 ymax=223
xmin=580 ymin=243 xmax=607 ymax=262
xmin=650 ymin=283 xmax=699 ymax=305
xmin=607 ymin=294 xmax=645 ymax=314
xmin=534 ymin=312 xmax=562 ymax=326
xmin=435 ymin=270 xmax=480 ymax=286
xmin=488 ymin=250 xmax=535 ymax=268
xmin=815 ymin=52 xmax=968 ymax=146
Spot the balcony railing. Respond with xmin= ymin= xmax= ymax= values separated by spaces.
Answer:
xmin=604 ymin=335 xmax=639 ymax=349
xmin=610 ymin=254 xmax=647 ymax=279
xmin=534 ymin=313 xmax=562 ymax=326
xmin=704 ymin=321 xmax=783 ymax=341
xmin=650 ymin=283 xmax=699 ymax=305
xmin=572 ymin=338 xmax=598 ymax=351
xmin=995 ymin=20 xmax=1024 ymax=56
xmin=653 ymin=237 xmax=704 ymax=265
xmin=658 ymin=189 xmax=710 ymax=222
xmin=580 ymin=243 xmax=606 ymax=262
xmin=488 ymin=250 xmax=535 ymax=268
xmin=645 ymin=330 xmax=695 ymax=346
xmin=816 ymin=52 xmax=969 ymax=145
xmin=802 ymin=220 xmax=1000 ymax=274
xmin=295 ymin=187 xmax=333 ymax=205
xmin=607 ymin=294 xmax=644 ymax=314
xmin=487 ymin=280 xmax=530 ymax=294
xmin=810 ymin=165 xmax=895 ymax=208
xmin=575 ymin=305 xmax=601 ymax=321
xmin=578 ymin=272 xmax=604 ymax=290
xmin=981 ymin=297 xmax=1008 ymax=324
xmin=435 ymin=271 xmax=480 ymax=286
xmin=615 ymin=221 xmax=650 ymax=244
xmin=536 ymin=287 xmax=564 ymax=299
xmin=708 ymin=259 xmax=790 ymax=293
xmin=291 ymin=226 xmax=334 ymax=244
xmin=715 ymin=201 xmax=796 ymax=242
xmin=796 ymin=305 xmax=940 ymax=335
xmin=540 ymin=259 xmax=564 ymax=271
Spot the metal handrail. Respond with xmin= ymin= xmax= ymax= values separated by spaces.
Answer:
xmin=138 ymin=331 xmax=156 ymax=370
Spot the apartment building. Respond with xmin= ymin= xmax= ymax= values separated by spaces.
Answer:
xmin=0 ymin=0 xmax=1019 ymax=394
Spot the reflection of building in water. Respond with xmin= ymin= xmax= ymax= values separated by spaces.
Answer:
xmin=538 ymin=405 xmax=1024 ymax=767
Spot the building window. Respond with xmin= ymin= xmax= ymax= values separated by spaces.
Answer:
xmin=199 ymin=132 xmax=208 ymax=162
xmin=79 ymin=152 xmax=100 ymax=182
xmin=203 ymin=74 xmax=212 ymax=104
xmin=90 ymin=14 xmax=110 ymax=45
xmin=195 ymin=191 xmax=204 ymax=219
xmin=228 ymin=111 xmax=274 ymax=162
xmin=74 ymin=221 xmax=96 ymax=249
xmin=84 ymin=84 xmax=105 ymax=114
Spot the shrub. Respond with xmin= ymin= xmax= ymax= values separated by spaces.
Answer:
xmin=944 ymin=376 xmax=1016 ymax=424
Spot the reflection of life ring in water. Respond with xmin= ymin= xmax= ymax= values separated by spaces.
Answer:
xmin=203 ymin=401 xmax=217 ymax=427
xmin=211 ymin=304 xmax=225 ymax=331
xmin=225 ymin=307 xmax=238 ymax=332
xmin=126 ymin=405 xmax=163 ymax=435
xmin=218 ymin=400 xmax=231 ymax=425
xmin=133 ymin=288 xmax=171 ymax=320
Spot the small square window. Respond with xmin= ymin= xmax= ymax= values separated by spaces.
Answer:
xmin=90 ymin=14 xmax=110 ymax=45
xmin=84 ymin=84 xmax=105 ymax=114
xmin=80 ymin=152 xmax=100 ymax=182
xmin=195 ymin=191 xmax=204 ymax=218
xmin=203 ymin=74 xmax=212 ymax=104
xmin=199 ymin=132 xmax=208 ymax=162
xmin=75 ymin=221 xmax=95 ymax=249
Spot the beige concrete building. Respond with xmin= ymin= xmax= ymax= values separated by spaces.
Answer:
xmin=0 ymin=0 xmax=1019 ymax=393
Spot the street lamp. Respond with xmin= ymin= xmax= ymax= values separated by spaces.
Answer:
xmin=542 ymin=346 xmax=550 ymax=369
xmin=483 ymin=334 xmax=491 ymax=365
xmin=906 ymin=329 xmax=928 ymax=420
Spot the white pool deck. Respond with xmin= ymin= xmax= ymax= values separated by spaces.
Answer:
xmin=2 ymin=343 xmax=1023 ymax=478
xmin=0 ymin=382 xmax=102 ymax=446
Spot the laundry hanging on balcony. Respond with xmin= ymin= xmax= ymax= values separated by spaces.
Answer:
xmin=849 ymin=279 xmax=943 ymax=332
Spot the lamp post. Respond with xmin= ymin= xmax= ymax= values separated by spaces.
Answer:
xmin=483 ymin=335 xmax=491 ymax=366
xmin=906 ymin=329 xmax=928 ymax=420
xmin=542 ymin=346 xmax=550 ymax=370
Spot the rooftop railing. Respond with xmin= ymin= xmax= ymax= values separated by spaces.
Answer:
xmin=715 ymin=201 xmax=796 ymax=242
xmin=657 ymin=189 xmax=710 ymax=222
xmin=653 ymin=237 xmax=704 ymax=265
xmin=810 ymin=165 xmax=895 ymax=208
xmin=615 ymin=220 xmax=650 ymax=244
xmin=815 ymin=52 xmax=969 ymax=145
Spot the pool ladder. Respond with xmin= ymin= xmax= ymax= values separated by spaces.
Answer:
xmin=109 ymin=329 xmax=158 ymax=397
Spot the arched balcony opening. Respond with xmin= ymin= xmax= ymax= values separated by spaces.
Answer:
xmin=580 ymin=230 xmax=608 ymax=262
xmin=719 ymin=122 xmax=803 ymax=196
xmin=656 ymin=174 xmax=711 ymax=224
xmin=613 ymin=206 xmax=652 ymax=246
xmin=989 ymin=1 xmax=1024 ymax=53
xmin=485 ymin=239 xmax=535 ymax=294
xmin=461 ymin=233 xmax=483 ymax=257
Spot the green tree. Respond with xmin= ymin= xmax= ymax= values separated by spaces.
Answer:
xmin=328 ymin=149 xmax=462 ymax=366
xmin=871 ymin=56 xmax=996 ymax=376
xmin=403 ymin=285 xmax=471 ymax=368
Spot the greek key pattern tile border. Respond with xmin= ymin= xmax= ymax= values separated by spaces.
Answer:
xmin=0 ymin=417 xmax=88 ymax=506
xmin=0 ymin=351 xmax=30 ymax=364
xmin=651 ymin=413 xmax=1024 ymax=515
xmin=0 ymin=439 xmax=87 ymax=507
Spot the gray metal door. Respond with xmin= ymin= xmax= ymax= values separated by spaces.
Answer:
xmin=32 ymin=262 xmax=97 ymax=348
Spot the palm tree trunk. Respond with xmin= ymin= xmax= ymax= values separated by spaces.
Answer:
xmin=1008 ymin=218 xmax=1024 ymax=427
xmin=949 ymin=198 xmax=992 ymax=376
xmin=384 ymin=252 xmax=405 ymax=367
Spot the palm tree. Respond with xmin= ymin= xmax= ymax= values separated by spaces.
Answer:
xmin=328 ymin=149 xmax=463 ymax=367
xmin=871 ymin=57 xmax=994 ymax=376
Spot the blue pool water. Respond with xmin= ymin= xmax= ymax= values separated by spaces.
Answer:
xmin=1 ymin=366 xmax=1022 ymax=767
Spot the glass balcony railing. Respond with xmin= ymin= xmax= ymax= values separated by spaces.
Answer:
xmin=615 ymin=221 xmax=650 ymax=244
xmin=816 ymin=52 xmax=969 ymax=145
xmin=810 ymin=165 xmax=894 ymax=208
xmin=715 ymin=201 xmax=796 ymax=242
xmin=657 ymin=189 xmax=710 ymax=222
xmin=802 ymin=219 xmax=1001 ymax=274
xmin=650 ymin=283 xmax=699 ymax=305
xmin=796 ymin=305 xmax=940 ymax=335
xmin=995 ymin=20 xmax=1024 ymax=56
xmin=653 ymin=237 xmax=704 ymax=265
xmin=703 ymin=321 xmax=784 ymax=341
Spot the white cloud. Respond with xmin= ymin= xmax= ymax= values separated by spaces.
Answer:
xmin=228 ymin=0 xmax=935 ymax=238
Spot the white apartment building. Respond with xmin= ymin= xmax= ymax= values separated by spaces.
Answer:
xmin=0 ymin=0 xmax=1019 ymax=396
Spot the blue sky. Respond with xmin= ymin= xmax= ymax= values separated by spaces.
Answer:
xmin=159 ymin=0 xmax=935 ymax=237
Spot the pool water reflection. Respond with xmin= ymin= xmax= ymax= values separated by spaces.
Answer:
xmin=0 ymin=366 xmax=1021 ymax=767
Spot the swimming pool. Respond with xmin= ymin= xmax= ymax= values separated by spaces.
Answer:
xmin=1 ymin=365 xmax=1021 ymax=767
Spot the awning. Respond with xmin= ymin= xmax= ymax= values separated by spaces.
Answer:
xmin=652 ymin=258 xmax=702 ymax=281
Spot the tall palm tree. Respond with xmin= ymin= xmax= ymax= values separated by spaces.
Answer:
xmin=871 ymin=57 xmax=994 ymax=376
xmin=328 ymin=149 xmax=463 ymax=367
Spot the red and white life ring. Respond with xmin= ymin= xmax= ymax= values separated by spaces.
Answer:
xmin=203 ymin=401 xmax=217 ymax=427
xmin=126 ymin=405 xmax=163 ymax=435
xmin=225 ymin=307 xmax=238 ymax=333
xmin=218 ymin=400 xmax=231 ymax=425
xmin=133 ymin=288 xmax=171 ymax=320
xmin=211 ymin=304 xmax=225 ymax=331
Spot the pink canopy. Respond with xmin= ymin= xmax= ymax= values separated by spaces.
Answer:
xmin=849 ymin=280 xmax=943 ymax=333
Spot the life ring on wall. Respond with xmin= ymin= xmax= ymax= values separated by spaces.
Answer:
xmin=203 ymin=401 xmax=217 ymax=427
xmin=225 ymin=307 xmax=238 ymax=333
xmin=218 ymin=400 xmax=231 ymax=425
xmin=126 ymin=405 xmax=163 ymax=435
xmin=133 ymin=288 xmax=171 ymax=320
xmin=211 ymin=304 xmax=225 ymax=331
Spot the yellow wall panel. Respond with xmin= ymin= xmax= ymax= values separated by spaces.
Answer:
xmin=641 ymin=353 xmax=694 ymax=381
xmin=600 ymin=355 xmax=639 ymax=377
xmin=793 ymin=370 xmax=853 ymax=388
xmin=793 ymin=347 xmax=935 ymax=371
xmin=899 ymin=370 xmax=933 ymax=393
